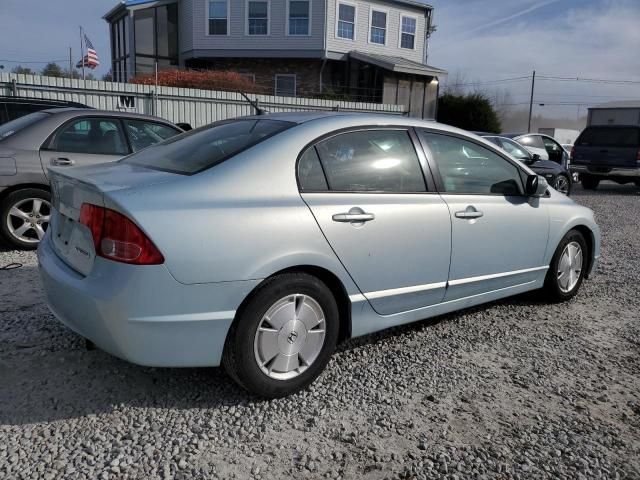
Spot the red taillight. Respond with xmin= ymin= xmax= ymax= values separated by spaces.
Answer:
xmin=570 ymin=146 xmax=575 ymax=161
xmin=79 ymin=203 xmax=164 ymax=265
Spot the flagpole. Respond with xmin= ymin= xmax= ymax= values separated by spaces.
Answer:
xmin=79 ymin=26 xmax=85 ymax=81
xmin=69 ymin=47 xmax=73 ymax=80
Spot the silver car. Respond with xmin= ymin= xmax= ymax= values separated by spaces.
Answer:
xmin=0 ymin=109 xmax=182 ymax=249
xmin=38 ymin=113 xmax=600 ymax=398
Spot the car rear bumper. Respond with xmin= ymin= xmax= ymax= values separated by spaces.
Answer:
xmin=37 ymin=234 xmax=261 ymax=367
xmin=571 ymin=165 xmax=640 ymax=177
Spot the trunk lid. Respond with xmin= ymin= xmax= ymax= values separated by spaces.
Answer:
xmin=47 ymin=163 xmax=179 ymax=275
xmin=573 ymin=126 xmax=640 ymax=168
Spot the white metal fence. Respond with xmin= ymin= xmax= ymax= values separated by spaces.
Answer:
xmin=0 ymin=73 xmax=405 ymax=128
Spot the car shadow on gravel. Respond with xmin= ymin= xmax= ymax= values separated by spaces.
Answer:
xmin=571 ymin=182 xmax=640 ymax=197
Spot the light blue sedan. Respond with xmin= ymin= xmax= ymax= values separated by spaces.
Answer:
xmin=38 ymin=113 xmax=600 ymax=398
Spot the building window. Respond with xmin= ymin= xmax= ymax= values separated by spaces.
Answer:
xmin=110 ymin=15 xmax=129 ymax=82
xmin=288 ymin=0 xmax=310 ymax=35
xmin=208 ymin=0 xmax=229 ymax=35
xmin=336 ymin=3 xmax=356 ymax=40
xmin=400 ymin=15 xmax=416 ymax=49
xmin=247 ymin=1 xmax=269 ymax=35
xmin=133 ymin=4 xmax=179 ymax=77
xmin=275 ymin=74 xmax=296 ymax=97
xmin=369 ymin=9 xmax=387 ymax=45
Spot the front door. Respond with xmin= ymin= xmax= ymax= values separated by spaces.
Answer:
xmin=40 ymin=117 xmax=129 ymax=174
xmin=298 ymin=129 xmax=452 ymax=315
xmin=418 ymin=130 xmax=549 ymax=301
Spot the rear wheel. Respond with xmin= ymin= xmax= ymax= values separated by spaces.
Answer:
xmin=542 ymin=230 xmax=587 ymax=302
xmin=222 ymin=273 xmax=339 ymax=398
xmin=0 ymin=188 xmax=51 ymax=250
xmin=553 ymin=174 xmax=571 ymax=195
xmin=580 ymin=175 xmax=600 ymax=190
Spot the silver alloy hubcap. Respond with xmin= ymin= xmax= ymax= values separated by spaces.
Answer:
xmin=557 ymin=241 xmax=583 ymax=293
xmin=254 ymin=294 xmax=326 ymax=380
xmin=555 ymin=176 xmax=570 ymax=194
xmin=7 ymin=198 xmax=51 ymax=244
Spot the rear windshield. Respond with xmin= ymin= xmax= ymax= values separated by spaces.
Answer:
xmin=576 ymin=127 xmax=640 ymax=147
xmin=0 ymin=112 xmax=48 ymax=141
xmin=122 ymin=119 xmax=293 ymax=174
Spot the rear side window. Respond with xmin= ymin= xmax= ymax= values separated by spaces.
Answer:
xmin=313 ymin=130 xmax=426 ymax=192
xmin=0 ymin=112 xmax=48 ymax=141
xmin=576 ymin=127 xmax=640 ymax=147
xmin=123 ymin=119 xmax=293 ymax=174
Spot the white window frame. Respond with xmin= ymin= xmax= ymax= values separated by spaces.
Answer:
xmin=368 ymin=7 xmax=388 ymax=46
xmin=245 ymin=0 xmax=271 ymax=36
xmin=335 ymin=1 xmax=357 ymax=41
xmin=275 ymin=74 xmax=297 ymax=97
xmin=206 ymin=0 xmax=230 ymax=36
xmin=398 ymin=14 xmax=418 ymax=50
xmin=286 ymin=0 xmax=312 ymax=36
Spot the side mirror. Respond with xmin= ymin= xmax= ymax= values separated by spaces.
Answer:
xmin=525 ymin=174 xmax=549 ymax=197
xmin=531 ymin=153 xmax=541 ymax=161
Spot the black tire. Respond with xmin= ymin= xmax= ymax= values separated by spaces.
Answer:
xmin=0 ymin=188 xmax=51 ymax=250
xmin=580 ymin=175 xmax=600 ymax=190
xmin=222 ymin=272 xmax=339 ymax=398
xmin=553 ymin=174 xmax=572 ymax=196
xmin=634 ymin=180 xmax=640 ymax=188
xmin=542 ymin=230 xmax=588 ymax=302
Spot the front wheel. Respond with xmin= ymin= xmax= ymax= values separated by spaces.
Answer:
xmin=542 ymin=230 xmax=588 ymax=302
xmin=222 ymin=273 xmax=339 ymax=398
xmin=553 ymin=174 xmax=571 ymax=195
xmin=0 ymin=188 xmax=51 ymax=250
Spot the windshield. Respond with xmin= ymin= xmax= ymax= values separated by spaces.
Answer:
xmin=576 ymin=127 xmax=640 ymax=147
xmin=122 ymin=119 xmax=294 ymax=174
xmin=0 ymin=112 xmax=48 ymax=141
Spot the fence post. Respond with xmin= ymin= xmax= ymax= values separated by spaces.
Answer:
xmin=11 ymin=79 xmax=17 ymax=96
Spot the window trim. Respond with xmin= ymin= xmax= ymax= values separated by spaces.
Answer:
xmin=416 ymin=128 xmax=529 ymax=197
xmin=274 ymin=74 xmax=297 ymax=97
xmin=335 ymin=1 xmax=357 ymax=41
xmin=286 ymin=0 xmax=312 ymax=36
xmin=295 ymin=126 xmax=436 ymax=194
xmin=206 ymin=0 xmax=230 ymax=36
xmin=368 ymin=7 xmax=388 ymax=46
xmin=245 ymin=0 xmax=271 ymax=36
xmin=398 ymin=14 xmax=418 ymax=50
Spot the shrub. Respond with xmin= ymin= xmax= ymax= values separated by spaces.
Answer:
xmin=130 ymin=69 xmax=258 ymax=93
xmin=437 ymin=93 xmax=501 ymax=133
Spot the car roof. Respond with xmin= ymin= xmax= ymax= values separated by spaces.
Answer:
xmin=41 ymin=108 xmax=178 ymax=125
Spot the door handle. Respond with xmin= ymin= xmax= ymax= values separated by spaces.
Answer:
xmin=332 ymin=213 xmax=375 ymax=222
xmin=52 ymin=157 xmax=75 ymax=166
xmin=332 ymin=207 xmax=375 ymax=223
xmin=455 ymin=206 xmax=484 ymax=219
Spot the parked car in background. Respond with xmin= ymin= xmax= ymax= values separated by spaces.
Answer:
xmin=38 ymin=112 xmax=600 ymax=398
xmin=0 ymin=108 xmax=183 ymax=249
xmin=570 ymin=125 xmax=640 ymax=189
xmin=481 ymin=134 xmax=572 ymax=195
xmin=502 ymin=133 xmax=570 ymax=169
xmin=0 ymin=96 xmax=90 ymax=125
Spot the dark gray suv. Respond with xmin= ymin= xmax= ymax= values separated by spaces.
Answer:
xmin=0 ymin=108 xmax=183 ymax=249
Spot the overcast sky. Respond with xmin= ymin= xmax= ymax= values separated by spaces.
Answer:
xmin=1 ymin=0 xmax=639 ymax=120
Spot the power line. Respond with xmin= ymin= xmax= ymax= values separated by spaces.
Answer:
xmin=445 ymin=75 xmax=532 ymax=87
xmin=0 ymin=58 xmax=68 ymax=64
xmin=538 ymin=75 xmax=640 ymax=85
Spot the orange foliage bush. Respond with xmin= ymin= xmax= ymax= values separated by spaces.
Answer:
xmin=130 ymin=69 xmax=258 ymax=93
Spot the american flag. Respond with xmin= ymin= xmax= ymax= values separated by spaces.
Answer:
xmin=76 ymin=34 xmax=100 ymax=69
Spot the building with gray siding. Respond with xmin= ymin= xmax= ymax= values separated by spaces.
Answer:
xmin=104 ymin=0 xmax=446 ymax=118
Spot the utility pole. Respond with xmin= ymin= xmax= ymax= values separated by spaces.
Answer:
xmin=527 ymin=70 xmax=536 ymax=133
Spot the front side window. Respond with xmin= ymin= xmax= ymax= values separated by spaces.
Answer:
xmin=275 ymin=75 xmax=296 ymax=97
xmin=420 ymin=131 xmax=523 ymax=195
xmin=209 ymin=1 xmax=228 ymax=35
xmin=337 ymin=3 xmax=356 ymax=40
xmin=248 ymin=1 xmax=269 ymax=35
xmin=370 ymin=10 xmax=387 ymax=44
xmin=123 ymin=120 xmax=180 ymax=152
xmin=288 ymin=0 xmax=310 ymax=35
xmin=54 ymin=118 xmax=128 ymax=156
xmin=123 ymin=119 xmax=292 ymax=174
xmin=314 ymin=130 xmax=426 ymax=192
xmin=400 ymin=16 xmax=416 ymax=49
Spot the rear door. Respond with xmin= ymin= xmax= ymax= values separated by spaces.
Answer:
xmin=299 ymin=128 xmax=452 ymax=315
xmin=40 ymin=116 xmax=130 ymax=173
xmin=573 ymin=126 xmax=640 ymax=168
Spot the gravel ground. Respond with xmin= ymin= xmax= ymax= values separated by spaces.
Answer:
xmin=1 ymin=182 xmax=639 ymax=480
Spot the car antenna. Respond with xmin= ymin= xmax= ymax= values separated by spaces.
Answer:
xmin=239 ymin=92 xmax=268 ymax=116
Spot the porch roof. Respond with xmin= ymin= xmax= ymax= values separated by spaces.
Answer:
xmin=350 ymin=51 xmax=447 ymax=78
